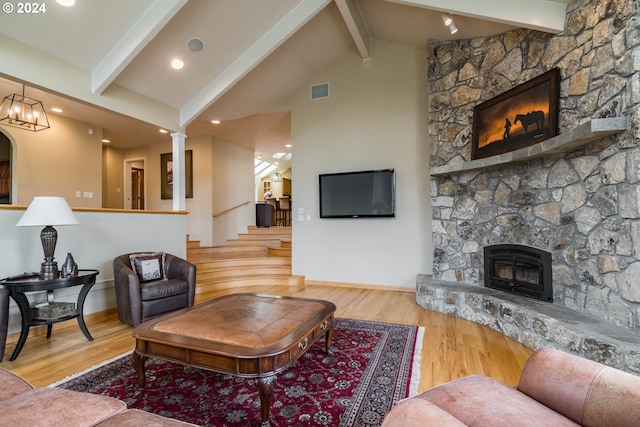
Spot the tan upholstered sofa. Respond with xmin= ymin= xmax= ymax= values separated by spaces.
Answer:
xmin=382 ymin=347 xmax=640 ymax=427
xmin=0 ymin=367 xmax=198 ymax=427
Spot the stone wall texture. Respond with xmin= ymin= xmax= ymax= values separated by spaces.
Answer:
xmin=429 ymin=0 xmax=640 ymax=334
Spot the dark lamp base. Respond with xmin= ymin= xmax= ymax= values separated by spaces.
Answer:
xmin=40 ymin=261 xmax=60 ymax=280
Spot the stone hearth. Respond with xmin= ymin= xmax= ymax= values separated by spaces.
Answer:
xmin=417 ymin=275 xmax=640 ymax=374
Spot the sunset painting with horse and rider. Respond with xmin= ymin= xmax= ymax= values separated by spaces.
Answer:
xmin=476 ymin=80 xmax=551 ymax=149
xmin=471 ymin=68 xmax=559 ymax=160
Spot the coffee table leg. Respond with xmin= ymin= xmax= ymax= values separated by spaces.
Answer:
xmin=258 ymin=374 xmax=276 ymax=427
xmin=325 ymin=327 xmax=334 ymax=355
xmin=132 ymin=351 xmax=148 ymax=389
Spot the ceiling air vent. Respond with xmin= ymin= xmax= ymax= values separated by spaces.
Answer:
xmin=310 ymin=82 xmax=329 ymax=100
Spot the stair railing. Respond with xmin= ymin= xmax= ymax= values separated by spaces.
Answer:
xmin=212 ymin=200 xmax=252 ymax=218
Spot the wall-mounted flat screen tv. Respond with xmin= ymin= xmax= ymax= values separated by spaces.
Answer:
xmin=319 ymin=169 xmax=395 ymax=218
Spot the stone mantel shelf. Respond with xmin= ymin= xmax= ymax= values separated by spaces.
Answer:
xmin=431 ymin=117 xmax=628 ymax=177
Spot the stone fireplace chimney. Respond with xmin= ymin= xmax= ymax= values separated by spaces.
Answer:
xmin=428 ymin=0 xmax=640 ymax=335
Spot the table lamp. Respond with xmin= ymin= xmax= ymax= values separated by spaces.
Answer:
xmin=16 ymin=196 xmax=79 ymax=279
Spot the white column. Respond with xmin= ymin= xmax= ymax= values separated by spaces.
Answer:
xmin=170 ymin=132 xmax=187 ymax=211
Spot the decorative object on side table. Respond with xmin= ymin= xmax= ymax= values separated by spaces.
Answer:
xmin=16 ymin=196 xmax=79 ymax=279
xmin=61 ymin=252 xmax=78 ymax=277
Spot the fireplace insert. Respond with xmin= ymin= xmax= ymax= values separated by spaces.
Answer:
xmin=483 ymin=244 xmax=552 ymax=302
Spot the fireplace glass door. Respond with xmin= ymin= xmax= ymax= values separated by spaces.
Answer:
xmin=484 ymin=244 xmax=552 ymax=302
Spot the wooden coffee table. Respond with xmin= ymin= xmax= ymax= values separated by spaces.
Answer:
xmin=131 ymin=293 xmax=336 ymax=426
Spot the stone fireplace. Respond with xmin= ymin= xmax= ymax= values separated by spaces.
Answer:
xmin=484 ymin=244 xmax=552 ymax=302
xmin=420 ymin=0 xmax=640 ymax=372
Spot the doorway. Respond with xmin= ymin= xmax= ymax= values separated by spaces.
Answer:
xmin=0 ymin=132 xmax=11 ymax=204
xmin=124 ymin=158 xmax=145 ymax=210
xmin=131 ymin=167 xmax=145 ymax=210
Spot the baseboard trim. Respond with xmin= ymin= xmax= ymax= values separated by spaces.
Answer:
xmin=305 ymin=280 xmax=415 ymax=293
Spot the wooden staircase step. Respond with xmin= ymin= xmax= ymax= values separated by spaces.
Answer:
xmin=237 ymin=233 xmax=291 ymax=240
xmin=187 ymin=240 xmax=201 ymax=249
xmin=268 ymin=247 xmax=291 ymax=257
xmin=187 ymin=246 xmax=268 ymax=263
xmin=187 ymin=224 xmax=297 ymax=295
xmin=195 ymin=274 xmax=305 ymax=295
xmin=195 ymin=257 xmax=290 ymax=272
xmin=225 ymin=239 xmax=284 ymax=248
xmin=198 ymin=266 xmax=294 ymax=281
xmin=246 ymin=226 xmax=292 ymax=235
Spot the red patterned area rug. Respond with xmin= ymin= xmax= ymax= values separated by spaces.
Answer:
xmin=55 ymin=318 xmax=423 ymax=426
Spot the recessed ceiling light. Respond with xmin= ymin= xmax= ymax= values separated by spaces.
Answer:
xmin=171 ymin=59 xmax=184 ymax=70
xmin=159 ymin=129 xmax=168 ymax=134
xmin=56 ymin=0 xmax=75 ymax=6
xmin=51 ymin=107 xmax=63 ymax=113
xmin=285 ymin=144 xmax=292 ymax=148
xmin=102 ymin=139 xmax=110 ymax=143
xmin=211 ymin=119 xmax=221 ymax=124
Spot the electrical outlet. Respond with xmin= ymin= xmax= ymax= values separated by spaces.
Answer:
xmin=83 ymin=191 xmax=93 ymax=198
xmin=75 ymin=191 xmax=81 ymax=198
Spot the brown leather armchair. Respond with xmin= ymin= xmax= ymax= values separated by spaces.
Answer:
xmin=113 ymin=252 xmax=196 ymax=327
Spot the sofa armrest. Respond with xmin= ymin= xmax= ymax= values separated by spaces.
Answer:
xmin=0 ymin=368 xmax=35 ymax=401
xmin=164 ymin=253 xmax=196 ymax=305
xmin=112 ymin=255 xmax=143 ymax=326
xmin=96 ymin=409 xmax=200 ymax=426
xmin=581 ymin=366 xmax=640 ymax=427
xmin=164 ymin=254 xmax=195 ymax=282
xmin=381 ymin=397 xmax=467 ymax=427
xmin=517 ymin=348 xmax=607 ymax=425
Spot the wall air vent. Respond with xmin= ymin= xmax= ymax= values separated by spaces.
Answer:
xmin=310 ymin=82 xmax=330 ymax=100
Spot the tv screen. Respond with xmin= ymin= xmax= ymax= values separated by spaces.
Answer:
xmin=319 ymin=169 xmax=395 ymax=218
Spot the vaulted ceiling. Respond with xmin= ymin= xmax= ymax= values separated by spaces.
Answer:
xmin=0 ymin=0 xmax=570 ymax=162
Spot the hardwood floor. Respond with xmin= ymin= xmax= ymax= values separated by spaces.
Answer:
xmin=0 ymin=283 xmax=532 ymax=391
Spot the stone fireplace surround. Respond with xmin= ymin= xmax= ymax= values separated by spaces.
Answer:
xmin=422 ymin=0 xmax=640 ymax=373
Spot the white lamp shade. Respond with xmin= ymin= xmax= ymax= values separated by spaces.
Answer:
xmin=16 ymin=196 xmax=79 ymax=227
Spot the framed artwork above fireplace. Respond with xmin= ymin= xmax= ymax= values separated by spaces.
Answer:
xmin=471 ymin=68 xmax=560 ymax=160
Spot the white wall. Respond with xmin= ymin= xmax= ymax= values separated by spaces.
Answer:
xmin=0 ymin=207 xmax=187 ymax=335
xmin=287 ymin=39 xmax=432 ymax=288
xmin=211 ymin=137 xmax=255 ymax=246
xmin=102 ymin=145 xmax=124 ymax=209
xmin=120 ymin=135 xmax=254 ymax=248
xmin=2 ymin=114 xmax=103 ymax=207
xmin=123 ymin=136 xmax=215 ymax=246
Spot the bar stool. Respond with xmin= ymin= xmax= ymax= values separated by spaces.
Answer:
xmin=277 ymin=196 xmax=290 ymax=226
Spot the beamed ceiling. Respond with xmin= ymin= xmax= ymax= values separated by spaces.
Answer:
xmin=0 ymin=0 xmax=570 ymax=164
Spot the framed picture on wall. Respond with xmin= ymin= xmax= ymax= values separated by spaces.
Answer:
xmin=161 ymin=150 xmax=193 ymax=199
xmin=471 ymin=68 xmax=560 ymax=160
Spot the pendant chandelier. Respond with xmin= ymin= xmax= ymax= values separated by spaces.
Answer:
xmin=271 ymin=153 xmax=282 ymax=182
xmin=0 ymin=85 xmax=50 ymax=132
